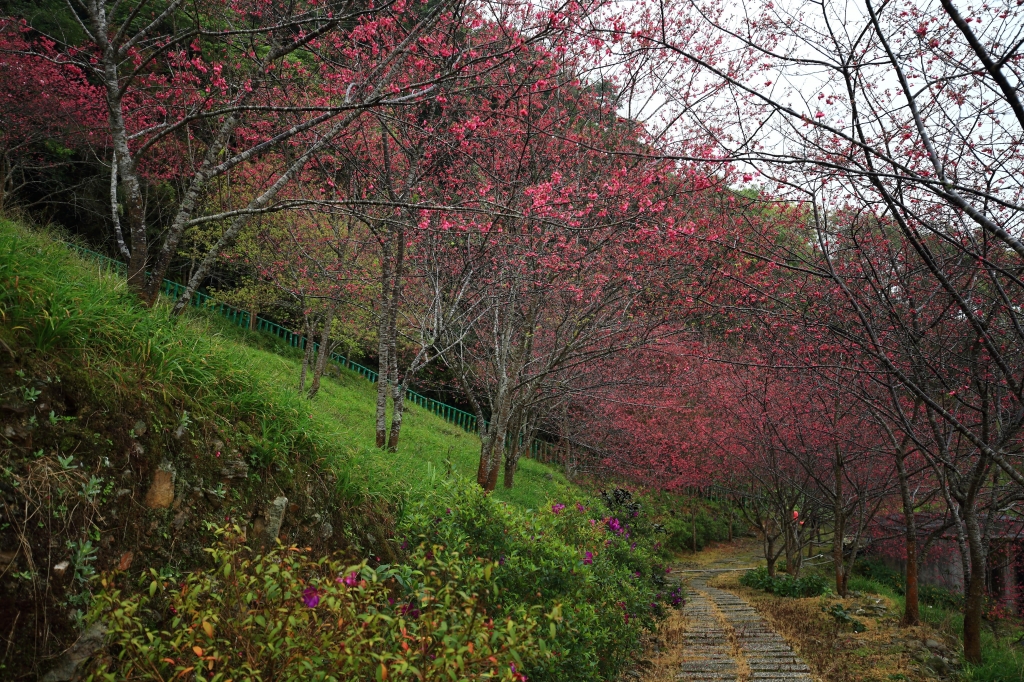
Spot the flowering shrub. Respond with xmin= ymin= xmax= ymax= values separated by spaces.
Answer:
xmin=403 ymin=481 xmax=678 ymax=682
xmin=85 ymin=526 xmax=545 ymax=681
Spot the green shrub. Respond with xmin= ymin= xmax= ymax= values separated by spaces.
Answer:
xmin=402 ymin=481 xmax=678 ymax=682
xmin=86 ymin=526 xmax=543 ymax=682
xmin=740 ymin=566 xmax=829 ymax=598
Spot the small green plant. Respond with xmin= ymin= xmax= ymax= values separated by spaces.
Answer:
xmin=81 ymin=476 xmax=104 ymax=501
xmin=823 ymin=603 xmax=866 ymax=632
xmin=21 ymin=385 xmax=41 ymax=402
xmin=740 ymin=567 xmax=829 ymax=598
xmin=57 ymin=453 xmax=77 ymax=469
xmin=68 ymin=538 xmax=98 ymax=584
xmin=48 ymin=410 xmax=75 ymax=425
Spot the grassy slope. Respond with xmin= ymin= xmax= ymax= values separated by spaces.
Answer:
xmin=7 ymin=218 xmax=572 ymax=510
xmin=207 ymin=318 xmax=574 ymax=510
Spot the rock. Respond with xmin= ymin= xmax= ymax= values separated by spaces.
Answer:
xmin=132 ymin=420 xmax=147 ymax=437
xmin=219 ymin=459 xmax=249 ymax=480
xmin=925 ymin=638 xmax=942 ymax=650
xmin=171 ymin=510 xmax=189 ymax=532
xmin=40 ymin=621 xmax=107 ymax=682
xmin=321 ymin=522 xmax=333 ymax=540
xmin=52 ymin=560 xmax=70 ymax=579
xmin=144 ymin=461 xmax=176 ymax=509
xmin=2 ymin=425 xmax=14 ymax=438
xmin=0 ymin=550 xmax=17 ymax=570
xmin=265 ymin=496 xmax=288 ymax=542
xmin=927 ymin=655 xmax=949 ymax=675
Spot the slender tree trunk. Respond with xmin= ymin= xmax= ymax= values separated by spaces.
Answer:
xmin=834 ymin=449 xmax=848 ymax=596
xmin=895 ymin=448 xmax=920 ymax=626
xmin=692 ymin=506 xmax=698 ymax=552
xmin=728 ymin=504 xmax=734 ymax=542
xmin=765 ymin=532 xmax=777 ymax=577
xmin=387 ymin=382 xmax=406 ymax=452
xmin=307 ymin=301 xmax=338 ymax=399
xmin=298 ymin=314 xmax=316 ymax=394
xmin=375 ymin=236 xmax=394 ymax=448
xmin=384 ymin=233 xmax=405 ymax=451
xmin=963 ymin=500 xmax=987 ymax=664
xmin=483 ymin=399 xmax=510 ymax=492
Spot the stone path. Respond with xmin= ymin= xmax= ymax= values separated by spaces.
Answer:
xmin=676 ymin=572 xmax=813 ymax=682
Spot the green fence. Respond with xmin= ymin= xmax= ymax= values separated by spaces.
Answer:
xmin=63 ymin=242 xmax=566 ymax=454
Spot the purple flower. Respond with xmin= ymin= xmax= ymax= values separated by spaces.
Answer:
xmin=606 ymin=518 xmax=622 ymax=534
xmin=339 ymin=571 xmax=359 ymax=587
xmin=630 ymin=543 xmax=636 ymax=551
xmin=551 ymin=503 xmax=566 ymax=515
xmin=302 ymin=586 xmax=320 ymax=608
xmin=399 ymin=601 xmax=421 ymax=618
xmin=576 ymin=503 xmax=586 ymax=513
xmin=583 ymin=551 xmax=593 ymax=565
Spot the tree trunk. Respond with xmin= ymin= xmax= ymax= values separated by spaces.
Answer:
xmin=481 ymin=403 xmax=509 ymax=492
xmin=384 ymin=232 xmax=405 ymax=451
xmin=387 ymin=383 xmax=406 ymax=452
xmin=307 ymin=301 xmax=338 ymax=399
xmin=963 ymin=502 xmax=987 ymax=664
xmin=375 ymin=236 xmax=394 ymax=448
xmin=834 ymin=446 xmax=848 ymax=596
xmin=765 ymin=533 xmax=777 ymax=577
xmin=692 ymin=507 xmax=698 ymax=552
xmin=298 ymin=314 xmax=316 ymax=393
xmin=895 ymin=448 xmax=920 ymax=626
xmin=728 ymin=505 xmax=734 ymax=542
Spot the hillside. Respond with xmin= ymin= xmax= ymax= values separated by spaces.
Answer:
xmin=1 ymin=220 xmax=673 ymax=681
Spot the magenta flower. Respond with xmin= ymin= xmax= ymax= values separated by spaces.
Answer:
xmin=583 ymin=551 xmax=593 ymax=565
xmin=551 ymin=503 xmax=565 ymax=515
xmin=338 ymin=571 xmax=359 ymax=587
xmin=576 ymin=503 xmax=585 ymax=513
xmin=301 ymin=586 xmax=320 ymax=608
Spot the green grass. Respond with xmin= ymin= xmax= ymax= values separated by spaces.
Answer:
xmin=0 ymin=218 xmax=573 ymax=512
xmin=201 ymin=314 xmax=574 ymax=510
xmin=847 ymin=575 xmax=1024 ymax=682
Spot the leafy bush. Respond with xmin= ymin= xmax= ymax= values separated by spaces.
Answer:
xmin=86 ymin=526 xmax=544 ymax=682
xmin=740 ymin=566 xmax=829 ymax=598
xmin=402 ymin=481 xmax=678 ymax=682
